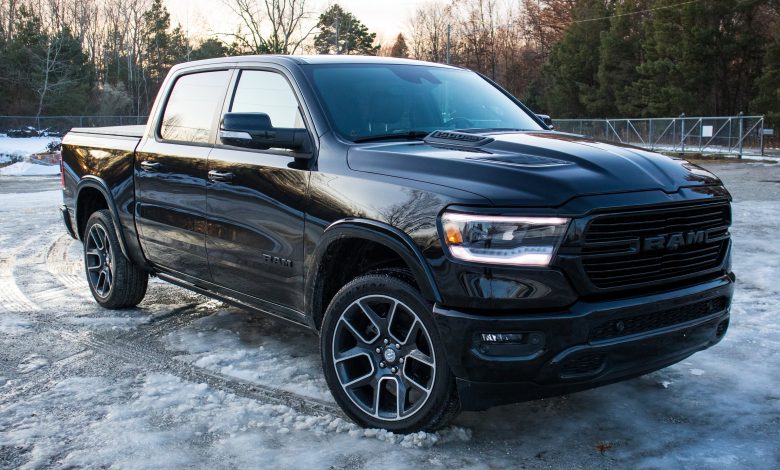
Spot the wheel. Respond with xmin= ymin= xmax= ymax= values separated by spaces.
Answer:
xmin=320 ymin=274 xmax=460 ymax=432
xmin=83 ymin=209 xmax=148 ymax=308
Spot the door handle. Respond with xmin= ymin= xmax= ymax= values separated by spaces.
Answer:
xmin=208 ymin=170 xmax=234 ymax=182
xmin=140 ymin=161 xmax=161 ymax=172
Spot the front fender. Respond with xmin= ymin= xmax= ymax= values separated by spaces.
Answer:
xmin=304 ymin=218 xmax=443 ymax=326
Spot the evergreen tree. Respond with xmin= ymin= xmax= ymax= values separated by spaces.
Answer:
xmin=752 ymin=21 xmax=780 ymax=123
xmin=390 ymin=33 xmax=409 ymax=58
xmin=535 ymin=0 xmax=611 ymax=118
xmin=0 ymin=8 xmax=91 ymax=117
xmin=191 ymin=38 xmax=230 ymax=61
xmin=623 ymin=0 xmax=766 ymax=117
xmin=39 ymin=27 xmax=92 ymax=116
xmin=2 ymin=6 xmax=46 ymax=114
xmin=314 ymin=4 xmax=379 ymax=55
xmin=595 ymin=0 xmax=647 ymax=117
xmin=142 ymin=0 xmax=187 ymax=87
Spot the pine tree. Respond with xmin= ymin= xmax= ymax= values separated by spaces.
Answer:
xmin=535 ymin=0 xmax=612 ymax=118
xmin=191 ymin=38 xmax=230 ymax=61
xmin=390 ymin=33 xmax=409 ymax=58
xmin=623 ymin=0 xmax=767 ymax=117
xmin=314 ymin=4 xmax=379 ymax=55
xmin=595 ymin=0 xmax=647 ymax=117
xmin=141 ymin=0 xmax=187 ymax=109
xmin=752 ymin=21 xmax=780 ymax=123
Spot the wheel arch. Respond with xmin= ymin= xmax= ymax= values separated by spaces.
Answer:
xmin=305 ymin=219 xmax=443 ymax=331
xmin=75 ymin=176 xmax=131 ymax=260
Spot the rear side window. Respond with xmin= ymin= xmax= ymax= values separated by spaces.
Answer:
xmin=161 ymin=70 xmax=231 ymax=143
xmin=230 ymin=70 xmax=305 ymax=128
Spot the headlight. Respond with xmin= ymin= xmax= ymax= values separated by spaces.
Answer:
xmin=441 ymin=212 xmax=570 ymax=266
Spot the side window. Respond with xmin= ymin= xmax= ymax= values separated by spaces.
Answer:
xmin=230 ymin=70 xmax=305 ymax=129
xmin=161 ymin=70 xmax=231 ymax=143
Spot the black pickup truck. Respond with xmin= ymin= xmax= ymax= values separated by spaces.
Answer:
xmin=61 ymin=55 xmax=734 ymax=432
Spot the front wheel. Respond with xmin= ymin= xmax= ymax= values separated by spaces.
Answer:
xmin=83 ymin=209 xmax=148 ymax=308
xmin=320 ymin=274 xmax=460 ymax=432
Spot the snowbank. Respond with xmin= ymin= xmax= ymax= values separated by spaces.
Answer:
xmin=0 ymin=161 xmax=60 ymax=176
xmin=0 ymin=136 xmax=60 ymax=159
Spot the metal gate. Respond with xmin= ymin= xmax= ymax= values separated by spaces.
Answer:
xmin=553 ymin=115 xmax=767 ymax=156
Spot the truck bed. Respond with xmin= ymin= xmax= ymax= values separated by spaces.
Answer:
xmin=67 ymin=125 xmax=146 ymax=138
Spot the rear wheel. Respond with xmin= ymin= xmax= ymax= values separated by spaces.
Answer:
xmin=320 ymin=274 xmax=460 ymax=432
xmin=83 ymin=210 xmax=148 ymax=308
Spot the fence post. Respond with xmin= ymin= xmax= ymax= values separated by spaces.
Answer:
xmin=649 ymin=119 xmax=654 ymax=150
xmin=737 ymin=112 xmax=744 ymax=158
xmin=680 ymin=113 xmax=686 ymax=153
xmin=760 ymin=116 xmax=765 ymax=156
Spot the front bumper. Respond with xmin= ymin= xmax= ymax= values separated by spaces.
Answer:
xmin=433 ymin=274 xmax=733 ymax=411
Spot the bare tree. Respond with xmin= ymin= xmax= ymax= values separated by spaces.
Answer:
xmin=408 ymin=1 xmax=453 ymax=62
xmin=223 ymin=0 xmax=315 ymax=54
xmin=33 ymin=32 xmax=76 ymax=117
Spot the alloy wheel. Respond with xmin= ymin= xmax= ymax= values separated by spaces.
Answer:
xmin=331 ymin=295 xmax=436 ymax=421
xmin=85 ymin=224 xmax=113 ymax=298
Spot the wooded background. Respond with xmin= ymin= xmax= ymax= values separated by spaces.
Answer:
xmin=1 ymin=0 xmax=779 ymax=123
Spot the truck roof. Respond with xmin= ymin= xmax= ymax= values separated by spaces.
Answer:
xmin=172 ymin=54 xmax=460 ymax=71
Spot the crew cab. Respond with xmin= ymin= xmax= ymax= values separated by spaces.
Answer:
xmin=60 ymin=56 xmax=734 ymax=432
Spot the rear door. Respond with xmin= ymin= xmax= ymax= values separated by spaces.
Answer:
xmin=135 ymin=69 xmax=232 ymax=281
xmin=206 ymin=68 xmax=311 ymax=312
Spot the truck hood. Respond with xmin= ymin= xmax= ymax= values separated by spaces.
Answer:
xmin=347 ymin=131 xmax=722 ymax=206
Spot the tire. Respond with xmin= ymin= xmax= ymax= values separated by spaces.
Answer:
xmin=320 ymin=274 xmax=460 ymax=432
xmin=83 ymin=209 xmax=148 ymax=309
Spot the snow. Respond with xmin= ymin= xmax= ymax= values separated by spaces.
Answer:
xmin=0 ymin=136 xmax=60 ymax=176
xmin=0 ymin=161 xmax=60 ymax=176
xmin=0 ymin=372 xmax=471 ymax=469
xmin=0 ymin=313 xmax=33 ymax=335
xmin=0 ymin=136 xmax=59 ymax=160
xmin=0 ymin=190 xmax=62 ymax=210
xmin=164 ymin=310 xmax=334 ymax=402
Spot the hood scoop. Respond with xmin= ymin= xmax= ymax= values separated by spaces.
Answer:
xmin=423 ymin=130 xmax=494 ymax=151
xmin=471 ymin=154 xmax=574 ymax=168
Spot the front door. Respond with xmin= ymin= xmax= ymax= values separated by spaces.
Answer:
xmin=206 ymin=69 xmax=311 ymax=312
xmin=135 ymin=69 xmax=232 ymax=281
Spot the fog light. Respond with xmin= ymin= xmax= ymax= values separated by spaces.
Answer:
xmin=475 ymin=331 xmax=546 ymax=358
xmin=480 ymin=333 xmax=525 ymax=344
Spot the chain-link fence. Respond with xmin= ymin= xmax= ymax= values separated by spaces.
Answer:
xmin=553 ymin=115 xmax=771 ymax=157
xmin=1 ymin=114 xmax=774 ymax=157
xmin=0 ymin=116 xmax=148 ymax=135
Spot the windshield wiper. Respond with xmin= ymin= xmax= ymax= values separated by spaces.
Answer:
xmin=352 ymin=131 xmax=430 ymax=143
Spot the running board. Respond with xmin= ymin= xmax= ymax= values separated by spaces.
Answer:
xmin=156 ymin=272 xmax=313 ymax=331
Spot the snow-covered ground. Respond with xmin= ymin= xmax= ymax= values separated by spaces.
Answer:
xmin=0 ymin=166 xmax=778 ymax=469
xmin=0 ymin=136 xmax=59 ymax=160
xmin=0 ymin=161 xmax=60 ymax=176
xmin=0 ymin=136 xmax=60 ymax=175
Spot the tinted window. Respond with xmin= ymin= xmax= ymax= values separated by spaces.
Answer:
xmin=303 ymin=64 xmax=542 ymax=141
xmin=230 ymin=70 xmax=304 ymax=128
xmin=161 ymin=70 xmax=231 ymax=143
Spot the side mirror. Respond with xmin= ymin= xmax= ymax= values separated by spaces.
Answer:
xmin=536 ymin=114 xmax=554 ymax=130
xmin=219 ymin=112 xmax=310 ymax=155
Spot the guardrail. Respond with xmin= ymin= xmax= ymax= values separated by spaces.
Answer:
xmin=553 ymin=115 xmax=770 ymax=157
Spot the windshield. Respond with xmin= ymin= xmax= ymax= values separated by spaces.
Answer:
xmin=302 ymin=64 xmax=543 ymax=142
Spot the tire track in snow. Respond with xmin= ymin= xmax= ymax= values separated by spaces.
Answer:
xmin=59 ymin=329 xmax=343 ymax=418
xmin=0 ymin=349 xmax=94 ymax=406
xmin=45 ymin=233 xmax=89 ymax=295
xmin=0 ymin=240 xmax=40 ymax=313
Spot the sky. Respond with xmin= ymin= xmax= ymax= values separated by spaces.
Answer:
xmin=165 ymin=0 xmax=429 ymax=46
